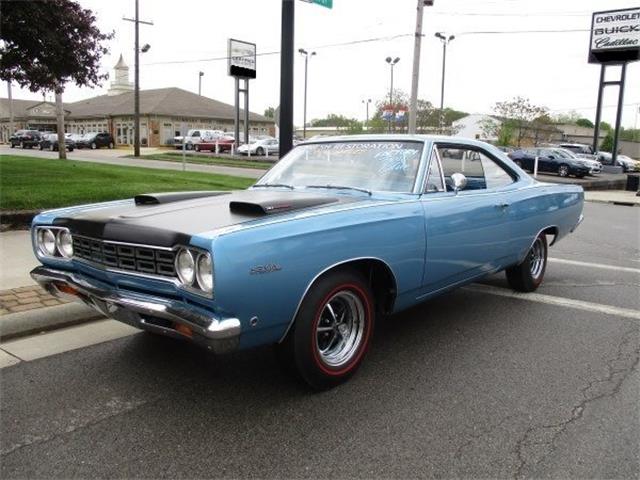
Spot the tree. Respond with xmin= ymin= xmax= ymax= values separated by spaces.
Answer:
xmin=599 ymin=121 xmax=612 ymax=131
xmin=600 ymin=131 xmax=614 ymax=153
xmin=493 ymin=96 xmax=549 ymax=147
xmin=576 ymin=118 xmax=595 ymax=128
xmin=263 ymin=106 xmax=275 ymax=119
xmin=1 ymin=0 xmax=113 ymax=159
xmin=554 ymin=110 xmax=581 ymax=125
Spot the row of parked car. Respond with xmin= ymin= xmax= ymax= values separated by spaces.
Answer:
xmin=9 ymin=130 xmax=115 ymax=151
xmin=173 ymin=129 xmax=281 ymax=156
xmin=505 ymin=143 xmax=640 ymax=178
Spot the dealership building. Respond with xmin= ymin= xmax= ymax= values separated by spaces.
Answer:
xmin=0 ymin=55 xmax=273 ymax=146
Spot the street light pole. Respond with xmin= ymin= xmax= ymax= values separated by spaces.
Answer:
xmin=435 ymin=32 xmax=454 ymax=133
xmin=362 ymin=99 xmax=371 ymax=130
xmin=299 ymin=49 xmax=316 ymax=139
xmin=198 ymin=71 xmax=204 ymax=96
xmin=385 ymin=56 xmax=400 ymax=133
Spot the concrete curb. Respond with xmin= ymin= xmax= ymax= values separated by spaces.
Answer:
xmin=0 ymin=210 xmax=39 ymax=230
xmin=0 ymin=303 xmax=104 ymax=341
xmin=585 ymin=198 xmax=640 ymax=207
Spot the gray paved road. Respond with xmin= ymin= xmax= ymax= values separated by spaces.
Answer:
xmin=1 ymin=145 xmax=264 ymax=179
xmin=1 ymin=202 xmax=638 ymax=479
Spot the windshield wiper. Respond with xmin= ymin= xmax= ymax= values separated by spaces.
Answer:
xmin=252 ymin=183 xmax=294 ymax=190
xmin=305 ymin=184 xmax=372 ymax=196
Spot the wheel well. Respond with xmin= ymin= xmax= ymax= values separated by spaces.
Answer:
xmin=325 ymin=259 xmax=397 ymax=315
xmin=541 ymin=226 xmax=559 ymax=245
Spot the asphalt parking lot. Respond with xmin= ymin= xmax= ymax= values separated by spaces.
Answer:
xmin=1 ymin=201 xmax=638 ymax=479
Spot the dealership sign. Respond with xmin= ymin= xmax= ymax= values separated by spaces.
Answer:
xmin=589 ymin=7 xmax=640 ymax=64
xmin=228 ymin=38 xmax=257 ymax=78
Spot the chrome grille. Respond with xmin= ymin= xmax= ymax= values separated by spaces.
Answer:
xmin=72 ymin=235 xmax=176 ymax=278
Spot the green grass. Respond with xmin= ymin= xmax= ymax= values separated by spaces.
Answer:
xmin=0 ymin=155 xmax=255 ymax=210
xmin=131 ymin=152 xmax=272 ymax=170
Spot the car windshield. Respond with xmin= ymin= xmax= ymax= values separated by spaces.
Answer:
xmin=255 ymin=141 xmax=423 ymax=193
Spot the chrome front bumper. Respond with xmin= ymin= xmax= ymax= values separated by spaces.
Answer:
xmin=30 ymin=266 xmax=240 ymax=354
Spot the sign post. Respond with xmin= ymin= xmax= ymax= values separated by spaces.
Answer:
xmin=588 ymin=7 xmax=640 ymax=167
xmin=228 ymin=38 xmax=256 ymax=151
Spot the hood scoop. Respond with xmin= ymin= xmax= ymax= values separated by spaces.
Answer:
xmin=134 ymin=191 xmax=229 ymax=205
xmin=229 ymin=195 xmax=339 ymax=216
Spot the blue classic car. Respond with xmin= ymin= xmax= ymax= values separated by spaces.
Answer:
xmin=30 ymin=135 xmax=584 ymax=390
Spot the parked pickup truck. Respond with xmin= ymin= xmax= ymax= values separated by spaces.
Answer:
xmin=194 ymin=136 xmax=235 ymax=153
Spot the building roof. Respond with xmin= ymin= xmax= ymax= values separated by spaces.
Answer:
xmin=0 ymin=87 xmax=271 ymax=123
xmin=66 ymin=87 xmax=270 ymax=122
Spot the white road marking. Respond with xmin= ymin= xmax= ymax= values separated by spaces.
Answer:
xmin=0 ymin=319 xmax=138 ymax=366
xmin=0 ymin=348 xmax=21 ymax=368
xmin=465 ymin=283 xmax=640 ymax=321
xmin=549 ymin=257 xmax=640 ymax=274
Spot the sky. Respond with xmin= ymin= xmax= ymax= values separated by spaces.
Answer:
xmin=7 ymin=0 xmax=640 ymax=128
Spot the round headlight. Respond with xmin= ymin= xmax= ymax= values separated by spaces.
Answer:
xmin=56 ymin=230 xmax=73 ymax=258
xmin=175 ymin=249 xmax=195 ymax=285
xmin=196 ymin=252 xmax=213 ymax=293
xmin=38 ymin=228 xmax=57 ymax=256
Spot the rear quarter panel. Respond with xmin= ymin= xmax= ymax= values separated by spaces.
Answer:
xmin=507 ymin=182 xmax=584 ymax=261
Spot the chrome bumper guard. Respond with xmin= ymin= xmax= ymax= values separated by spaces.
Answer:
xmin=30 ymin=266 xmax=240 ymax=354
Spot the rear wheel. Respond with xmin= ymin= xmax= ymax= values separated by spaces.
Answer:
xmin=506 ymin=233 xmax=548 ymax=292
xmin=108 ymin=141 xmax=114 ymax=149
xmin=194 ymin=144 xmax=201 ymax=152
xmin=514 ymin=159 xmax=523 ymax=168
xmin=39 ymin=144 xmax=44 ymax=150
xmin=276 ymin=269 xmax=375 ymax=390
xmin=49 ymin=144 xmax=55 ymax=151
xmin=20 ymin=141 xmax=25 ymax=149
xmin=558 ymin=164 xmax=570 ymax=177
xmin=256 ymin=147 xmax=264 ymax=156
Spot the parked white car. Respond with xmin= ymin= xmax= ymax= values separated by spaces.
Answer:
xmin=616 ymin=154 xmax=640 ymax=172
xmin=237 ymin=138 xmax=279 ymax=156
xmin=173 ymin=129 xmax=225 ymax=150
xmin=553 ymin=148 xmax=602 ymax=174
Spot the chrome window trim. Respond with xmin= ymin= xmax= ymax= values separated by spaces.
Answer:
xmin=277 ymin=256 xmax=398 ymax=343
xmin=421 ymin=145 xmax=446 ymax=194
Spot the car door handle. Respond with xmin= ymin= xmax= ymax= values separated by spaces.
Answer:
xmin=496 ymin=202 xmax=510 ymax=209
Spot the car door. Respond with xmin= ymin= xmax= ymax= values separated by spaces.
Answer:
xmin=420 ymin=143 xmax=518 ymax=292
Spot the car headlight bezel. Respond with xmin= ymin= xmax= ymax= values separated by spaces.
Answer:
xmin=195 ymin=252 xmax=213 ymax=294
xmin=56 ymin=229 xmax=74 ymax=258
xmin=34 ymin=226 xmax=73 ymax=260
xmin=174 ymin=246 xmax=214 ymax=297
xmin=175 ymin=248 xmax=196 ymax=286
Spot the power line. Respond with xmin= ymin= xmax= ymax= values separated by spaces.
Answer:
xmin=432 ymin=11 xmax=591 ymax=17
xmin=143 ymin=28 xmax=592 ymax=67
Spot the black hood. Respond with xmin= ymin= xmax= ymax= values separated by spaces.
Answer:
xmin=52 ymin=190 xmax=359 ymax=246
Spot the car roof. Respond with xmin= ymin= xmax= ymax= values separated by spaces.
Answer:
xmin=298 ymin=134 xmax=497 ymax=150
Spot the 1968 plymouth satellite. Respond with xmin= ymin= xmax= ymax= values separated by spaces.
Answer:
xmin=30 ymin=135 xmax=584 ymax=390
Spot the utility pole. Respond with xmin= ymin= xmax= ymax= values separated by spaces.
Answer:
xmin=123 ymin=0 xmax=153 ymax=157
xmin=198 ymin=71 xmax=204 ymax=96
xmin=409 ymin=0 xmax=434 ymax=134
xmin=299 ymin=49 xmax=316 ymax=139
xmin=435 ymin=32 xmax=454 ymax=133
xmin=7 ymin=81 xmax=14 ymax=140
xmin=279 ymin=0 xmax=295 ymax=157
xmin=385 ymin=57 xmax=400 ymax=133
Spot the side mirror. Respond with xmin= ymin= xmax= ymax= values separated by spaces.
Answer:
xmin=451 ymin=172 xmax=467 ymax=193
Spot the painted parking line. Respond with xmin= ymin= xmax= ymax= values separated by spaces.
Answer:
xmin=549 ymin=257 xmax=640 ymax=274
xmin=465 ymin=283 xmax=640 ymax=321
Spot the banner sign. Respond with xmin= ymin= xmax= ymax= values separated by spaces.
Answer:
xmin=228 ymin=39 xmax=257 ymax=78
xmin=589 ymin=7 xmax=640 ymax=64
xmin=382 ymin=107 xmax=394 ymax=120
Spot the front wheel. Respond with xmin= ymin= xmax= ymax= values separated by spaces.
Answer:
xmin=256 ymin=147 xmax=264 ymax=156
xmin=91 ymin=142 xmax=97 ymax=149
xmin=276 ymin=269 xmax=375 ymax=390
xmin=108 ymin=141 xmax=114 ymax=149
xmin=558 ymin=164 xmax=570 ymax=177
xmin=506 ymin=233 xmax=548 ymax=292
